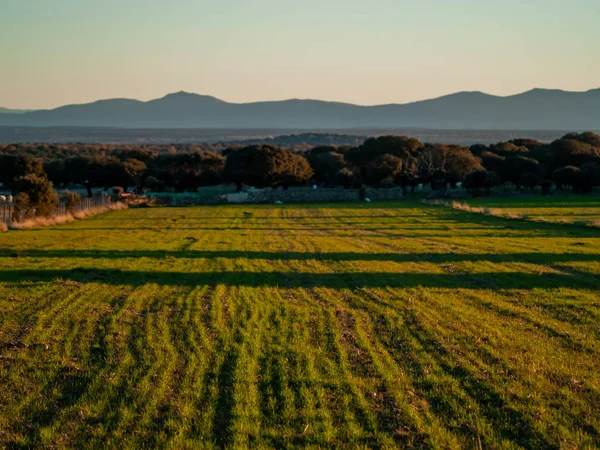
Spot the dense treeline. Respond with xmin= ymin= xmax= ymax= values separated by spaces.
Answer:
xmin=0 ymin=133 xmax=364 ymax=159
xmin=1 ymin=132 xmax=599 ymax=198
xmin=0 ymin=143 xmax=226 ymax=160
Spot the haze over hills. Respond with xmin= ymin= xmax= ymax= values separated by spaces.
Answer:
xmin=1 ymin=88 xmax=599 ymax=130
xmin=0 ymin=107 xmax=31 ymax=114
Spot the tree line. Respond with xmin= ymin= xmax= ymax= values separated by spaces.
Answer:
xmin=1 ymin=132 xmax=599 ymax=203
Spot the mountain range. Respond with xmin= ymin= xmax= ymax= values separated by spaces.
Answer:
xmin=0 ymin=107 xmax=31 ymax=114
xmin=1 ymin=88 xmax=599 ymax=130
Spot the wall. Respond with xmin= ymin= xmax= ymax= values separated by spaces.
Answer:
xmin=163 ymin=188 xmax=403 ymax=206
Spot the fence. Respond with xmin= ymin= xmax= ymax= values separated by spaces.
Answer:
xmin=0 ymin=195 xmax=113 ymax=224
xmin=0 ymin=203 xmax=11 ymax=224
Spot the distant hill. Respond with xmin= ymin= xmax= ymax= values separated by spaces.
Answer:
xmin=0 ymin=89 xmax=599 ymax=129
xmin=0 ymin=107 xmax=31 ymax=114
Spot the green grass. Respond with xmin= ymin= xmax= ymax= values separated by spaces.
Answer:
xmin=0 ymin=201 xmax=599 ymax=448
xmin=458 ymin=193 xmax=600 ymax=225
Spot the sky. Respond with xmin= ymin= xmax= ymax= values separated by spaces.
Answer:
xmin=1 ymin=0 xmax=599 ymax=109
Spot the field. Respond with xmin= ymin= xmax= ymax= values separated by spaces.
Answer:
xmin=455 ymin=194 xmax=600 ymax=226
xmin=0 ymin=200 xmax=599 ymax=448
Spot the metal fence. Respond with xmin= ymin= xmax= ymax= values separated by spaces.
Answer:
xmin=0 ymin=195 xmax=113 ymax=224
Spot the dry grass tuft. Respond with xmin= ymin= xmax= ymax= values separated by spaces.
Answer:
xmin=10 ymin=214 xmax=75 ymax=230
xmin=9 ymin=202 xmax=128 ymax=230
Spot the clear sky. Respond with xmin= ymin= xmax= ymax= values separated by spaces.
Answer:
xmin=1 ymin=0 xmax=599 ymax=109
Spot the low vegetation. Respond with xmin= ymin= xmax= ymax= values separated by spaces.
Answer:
xmin=8 ymin=201 xmax=127 ymax=230
xmin=0 ymin=201 xmax=598 ymax=447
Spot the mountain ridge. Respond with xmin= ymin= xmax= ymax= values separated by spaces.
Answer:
xmin=1 ymin=88 xmax=599 ymax=130
xmin=0 ymin=107 xmax=32 ymax=114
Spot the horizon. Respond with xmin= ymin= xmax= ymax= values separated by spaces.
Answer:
xmin=3 ymin=86 xmax=600 ymax=111
xmin=2 ymin=0 xmax=599 ymax=109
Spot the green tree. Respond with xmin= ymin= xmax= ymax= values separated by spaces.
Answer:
xmin=499 ymin=156 xmax=540 ymax=188
xmin=464 ymin=170 xmax=498 ymax=196
xmin=419 ymin=144 xmax=483 ymax=191
xmin=13 ymin=174 xmax=59 ymax=218
xmin=519 ymin=172 xmax=541 ymax=190
xmin=552 ymin=166 xmax=580 ymax=191
xmin=306 ymin=146 xmax=346 ymax=186
xmin=347 ymin=136 xmax=421 ymax=176
xmin=551 ymin=139 xmax=600 ymax=168
xmin=364 ymin=154 xmax=403 ymax=187
xmin=0 ymin=155 xmax=44 ymax=193
xmin=334 ymin=168 xmax=359 ymax=188
xmin=146 ymin=151 xmax=224 ymax=192
xmin=224 ymin=146 xmax=312 ymax=191
xmin=479 ymin=151 xmax=505 ymax=173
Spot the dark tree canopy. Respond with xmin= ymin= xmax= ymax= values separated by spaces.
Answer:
xmin=552 ymin=166 xmax=580 ymax=191
xmin=491 ymin=142 xmax=527 ymax=156
xmin=562 ymin=132 xmax=600 ymax=147
xmin=223 ymin=145 xmax=313 ymax=190
xmin=509 ymin=139 xmax=545 ymax=150
xmin=420 ymin=144 xmax=483 ymax=189
xmin=146 ymin=151 xmax=224 ymax=192
xmin=0 ymin=154 xmax=44 ymax=192
xmin=479 ymin=151 xmax=505 ymax=173
xmin=3 ymin=131 xmax=600 ymax=197
xmin=464 ymin=170 xmax=498 ymax=196
xmin=519 ymin=172 xmax=541 ymax=190
xmin=306 ymin=147 xmax=346 ymax=186
xmin=498 ymin=156 xmax=541 ymax=187
xmin=551 ymin=139 xmax=600 ymax=168
xmin=347 ymin=136 xmax=421 ymax=173
xmin=364 ymin=154 xmax=403 ymax=187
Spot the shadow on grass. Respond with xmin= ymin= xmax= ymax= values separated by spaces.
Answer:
xmin=2 ymin=249 xmax=599 ymax=264
xmin=400 ymin=307 xmax=558 ymax=448
xmin=12 ymin=368 xmax=92 ymax=446
xmin=213 ymin=349 xmax=238 ymax=448
xmin=0 ymin=268 xmax=597 ymax=290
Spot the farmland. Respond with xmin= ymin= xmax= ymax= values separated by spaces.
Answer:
xmin=448 ymin=194 xmax=600 ymax=226
xmin=0 ymin=200 xmax=599 ymax=448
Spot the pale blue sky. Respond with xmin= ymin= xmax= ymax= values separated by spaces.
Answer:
xmin=1 ymin=0 xmax=599 ymax=109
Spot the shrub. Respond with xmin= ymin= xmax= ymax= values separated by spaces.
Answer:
xmin=63 ymin=190 xmax=81 ymax=214
xmin=12 ymin=192 xmax=31 ymax=222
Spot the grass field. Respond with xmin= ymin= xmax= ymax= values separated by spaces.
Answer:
xmin=0 ymin=201 xmax=599 ymax=448
xmin=454 ymin=194 xmax=600 ymax=226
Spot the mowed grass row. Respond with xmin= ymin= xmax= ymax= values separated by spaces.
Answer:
xmin=0 ymin=201 xmax=598 ymax=448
